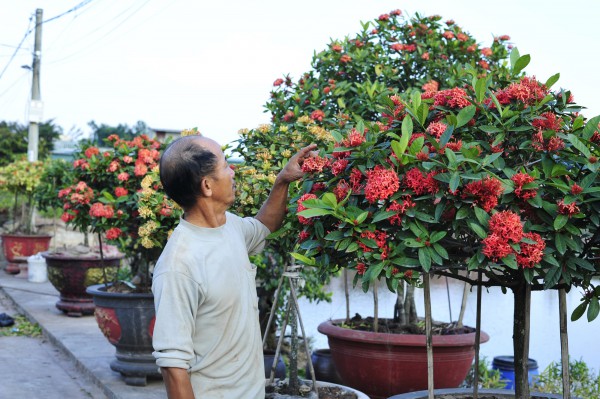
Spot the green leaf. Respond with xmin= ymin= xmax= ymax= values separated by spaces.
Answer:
xmin=290 ymin=252 xmax=315 ymax=266
xmin=567 ymin=134 xmax=591 ymax=158
xmin=365 ymin=261 xmax=385 ymax=282
xmin=555 ymin=233 xmax=567 ymax=255
xmin=544 ymin=266 xmax=561 ymax=289
xmin=430 ymin=231 xmax=447 ymax=243
xmin=433 ymin=243 xmax=449 ymax=259
xmin=404 ymin=238 xmax=425 ymax=248
xmin=374 ymin=64 xmax=383 ymax=76
xmin=475 ymin=77 xmax=489 ymax=103
xmin=545 ymin=73 xmax=560 ymax=88
xmin=502 ymin=254 xmax=518 ymax=269
xmin=479 ymin=125 xmax=502 ymax=134
xmin=418 ymin=247 xmax=432 ymax=272
xmin=449 ymin=172 xmax=460 ymax=192
xmin=321 ymin=193 xmax=338 ymax=208
xmin=325 ymin=230 xmax=345 ymax=241
xmin=337 ymin=97 xmax=346 ymax=109
xmin=438 ymin=124 xmax=454 ymax=148
xmin=588 ymin=298 xmax=599 ymax=322
xmin=543 ymin=254 xmax=560 ymax=267
xmin=510 ymin=47 xmax=521 ymax=69
xmin=469 ymin=221 xmax=488 ymax=239
xmin=298 ymin=208 xmax=333 ymax=218
xmin=513 ymin=54 xmax=531 ymax=75
xmin=554 ymin=215 xmax=568 ymax=231
xmin=372 ymin=210 xmax=397 ymax=223
xmin=402 ymin=116 xmax=414 ymax=138
xmin=474 ymin=207 xmax=490 ymax=226
xmin=456 ymin=105 xmax=476 ymax=128
xmin=571 ymin=302 xmax=587 ymax=321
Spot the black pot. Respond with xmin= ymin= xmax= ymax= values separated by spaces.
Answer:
xmin=264 ymin=349 xmax=286 ymax=379
xmin=86 ymin=284 xmax=161 ymax=386
xmin=305 ymin=348 xmax=343 ymax=384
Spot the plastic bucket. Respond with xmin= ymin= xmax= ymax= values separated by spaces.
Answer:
xmin=27 ymin=253 xmax=48 ymax=283
xmin=492 ymin=355 xmax=539 ymax=389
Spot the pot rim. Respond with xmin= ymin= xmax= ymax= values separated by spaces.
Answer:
xmin=1 ymin=233 xmax=52 ymax=238
xmin=317 ymin=318 xmax=489 ymax=347
xmin=86 ymin=283 xmax=154 ymax=298
xmin=387 ymin=388 xmax=564 ymax=399
xmin=41 ymin=250 xmax=125 ymax=261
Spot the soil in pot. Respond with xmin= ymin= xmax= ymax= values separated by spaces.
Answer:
xmin=343 ymin=313 xmax=475 ymax=335
xmin=265 ymin=379 xmax=360 ymax=399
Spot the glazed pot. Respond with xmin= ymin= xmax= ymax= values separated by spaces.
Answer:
xmin=1 ymin=234 xmax=51 ymax=274
xmin=318 ymin=319 xmax=489 ymax=399
xmin=43 ymin=251 xmax=122 ymax=316
xmin=387 ymin=388 xmax=565 ymax=399
xmin=87 ymin=283 xmax=161 ymax=386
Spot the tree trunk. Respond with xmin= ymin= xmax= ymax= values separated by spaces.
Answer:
xmin=406 ymin=284 xmax=418 ymax=324
xmin=394 ymin=282 xmax=407 ymax=324
xmin=512 ymin=280 xmax=531 ymax=399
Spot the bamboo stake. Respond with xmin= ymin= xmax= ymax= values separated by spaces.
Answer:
xmin=423 ymin=272 xmax=434 ymax=399
xmin=269 ymin=299 xmax=291 ymax=384
xmin=262 ymin=272 xmax=286 ymax=348
xmin=373 ymin=282 xmax=379 ymax=333
xmin=289 ymin=277 xmax=318 ymax=397
xmin=473 ymin=270 xmax=483 ymax=399
xmin=344 ymin=269 xmax=350 ymax=323
xmin=558 ymin=288 xmax=571 ymax=399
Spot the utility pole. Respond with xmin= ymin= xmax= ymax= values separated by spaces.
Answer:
xmin=27 ymin=8 xmax=43 ymax=162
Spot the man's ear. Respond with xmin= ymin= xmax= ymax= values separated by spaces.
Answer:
xmin=199 ymin=177 xmax=212 ymax=197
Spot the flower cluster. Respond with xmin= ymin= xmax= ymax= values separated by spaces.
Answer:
xmin=56 ymin=134 xmax=167 ymax=282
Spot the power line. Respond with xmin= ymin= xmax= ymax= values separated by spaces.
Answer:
xmin=0 ymin=14 xmax=34 ymax=82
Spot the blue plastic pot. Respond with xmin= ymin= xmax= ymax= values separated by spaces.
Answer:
xmin=492 ymin=355 xmax=539 ymax=389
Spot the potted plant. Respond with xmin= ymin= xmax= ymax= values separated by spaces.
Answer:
xmin=0 ymin=158 xmax=52 ymax=274
xmin=231 ymin=10 xmax=514 ymax=398
xmin=292 ymin=47 xmax=600 ymax=399
xmin=45 ymin=131 xmax=174 ymax=385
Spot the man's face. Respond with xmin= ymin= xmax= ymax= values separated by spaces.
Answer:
xmin=202 ymin=138 xmax=236 ymax=208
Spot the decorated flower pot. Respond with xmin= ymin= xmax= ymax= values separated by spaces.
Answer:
xmin=265 ymin=379 xmax=370 ymax=399
xmin=318 ymin=319 xmax=489 ymax=399
xmin=86 ymin=283 xmax=161 ymax=386
xmin=387 ymin=388 xmax=565 ymax=399
xmin=1 ymin=233 xmax=51 ymax=274
xmin=43 ymin=250 xmax=122 ymax=316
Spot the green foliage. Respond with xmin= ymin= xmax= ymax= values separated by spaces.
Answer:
xmin=532 ymin=359 xmax=600 ymax=399
xmin=462 ymin=357 xmax=507 ymax=389
xmin=0 ymin=315 xmax=42 ymax=337
xmin=87 ymin=120 xmax=149 ymax=147
xmin=0 ymin=120 xmax=62 ymax=166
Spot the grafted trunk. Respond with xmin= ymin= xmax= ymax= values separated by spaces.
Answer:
xmin=512 ymin=281 xmax=531 ymax=399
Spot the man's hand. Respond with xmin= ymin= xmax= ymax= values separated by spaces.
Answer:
xmin=255 ymin=143 xmax=317 ymax=232
xmin=276 ymin=144 xmax=318 ymax=184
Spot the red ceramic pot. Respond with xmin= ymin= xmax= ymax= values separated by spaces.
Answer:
xmin=318 ymin=319 xmax=489 ymax=399
xmin=1 ymin=234 xmax=52 ymax=274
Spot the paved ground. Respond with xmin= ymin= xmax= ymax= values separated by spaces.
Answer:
xmin=0 ymin=286 xmax=108 ymax=398
xmin=0 ymin=268 xmax=166 ymax=399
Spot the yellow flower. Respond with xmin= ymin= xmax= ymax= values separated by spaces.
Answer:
xmin=181 ymin=127 xmax=200 ymax=136
xmin=258 ymin=124 xmax=271 ymax=134
xmin=143 ymin=220 xmax=159 ymax=232
xmin=297 ymin=115 xmax=312 ymax=124
xmin=257 ymin=150 xmax=272 ymax=161
xmin=141 ymin=175 xmax=153 ymax=189
xmin=279 ymin=126 xmax=289 ymax=133
xmin=268 ymin=173 xmax=277 ymax=184
xmin=261 ymin=161 xmax=271 ymax=170
xmin=138 ymin=206 xmax=154 ymax=219
xmin=281 ymin=149 xmax=292 ymax=158
xmin=140 ymin=236 xmax=154 ymax=249
xmin=308 ymin=125 xmax=333 ymax=141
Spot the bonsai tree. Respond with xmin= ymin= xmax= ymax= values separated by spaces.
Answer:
xmin=56 ymin=133 xmax=167 ymax=291
xmin=0 ymin=158 xmax=45 ymax=234
xmin=232 ymin=9 xmax=515 ymax=329
xmin=292 ymin=52 xmax=600 ymax=398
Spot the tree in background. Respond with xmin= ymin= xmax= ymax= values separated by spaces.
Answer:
xmin=0 ymin=120 xmax=61 ymax=166
xmin=87 ymin=120 xmax=149 ymax=147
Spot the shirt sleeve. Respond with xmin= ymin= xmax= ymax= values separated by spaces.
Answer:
xmin=238 ymin=216 xmax=271 ymax=255
xmin=152 ymin=270 xmax=203 ymax=370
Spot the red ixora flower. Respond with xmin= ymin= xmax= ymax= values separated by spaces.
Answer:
xmin=84 ymin=147 xmax=100 ymax=158
xmin=89 ymin=202 xmax=114 ymax=219
xmin=557 ymin=199 xmax=580 ymax=217
xmin=511 ymin=172 xmax=537 ymax=200
xmin=433 ymin=88 xmax=471 ymax=109
xmin=386 ymin=197 xmax=416 ymax=225
xmin=333 ymin=180 xmax=351 ymax=202
xmin=482 ymin=234 xmax=514 ymax=261
xmin=105 ymin=227 xmax=122 ymax=240
xmin=571 ymin=184 xmax=583 ymax=195
xmin=273 ymin=78 xmax=284 ymax=86
xmin=342 ymin=128 xmax=366 ymax=147
xmin=297 ymin=193 xmax=317 ymax=225
xmin=301 ymin=155 xmax=330 ymax=173
xmin=331 ymin=159 xmax=349 ymax=176
xmin=356 ymin=263 xmax=367 ymax=275
xmin=310 ymin=109 xmax=325 ymax=122
xmin=516 ymin=232 xmax=545 ymax=269
xmin=463 ymin=177 xmax=504 ymax=212
xmin=403 ymin=168 xmax=439 ymax=196
xmin=364 ymin=165 xmax=400 ymax=203
xmin=114 ymin=187 xmax=128 ymax=198
xmin=488 ymin=211 xmax=523 ymax=243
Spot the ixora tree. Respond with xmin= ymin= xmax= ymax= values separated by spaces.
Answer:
xmin=291 ymin=49 xmax=600 ymax=399
xmin=243 ymin=9 xmax=515 ymax=326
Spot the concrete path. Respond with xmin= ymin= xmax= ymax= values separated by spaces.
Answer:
xmin=0 ymin=270 xmax=166 ymax=399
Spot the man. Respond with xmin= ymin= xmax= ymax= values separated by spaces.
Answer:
xmin=152 ymin=134 xmax=316 ymax=399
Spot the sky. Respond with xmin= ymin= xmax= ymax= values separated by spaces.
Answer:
xmin=1 ymin=0 xmax=599 ymax=147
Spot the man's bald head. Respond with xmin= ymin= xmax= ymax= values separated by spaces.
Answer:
xmin=159 ymin=135 xmax=219 ymax=210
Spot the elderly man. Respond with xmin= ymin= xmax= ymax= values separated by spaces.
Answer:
xmin=152 ymin=134 xmax=316 ymax=399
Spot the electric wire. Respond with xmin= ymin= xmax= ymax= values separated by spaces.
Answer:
xmin=0 ymin=14 xmax=34 ymax=82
